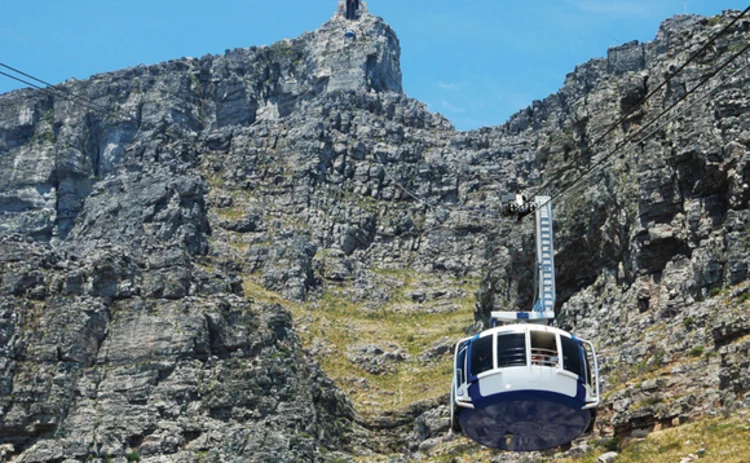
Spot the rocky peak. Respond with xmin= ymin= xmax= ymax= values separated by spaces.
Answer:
xmin=310 ymin=9 xmax=403 ymax=94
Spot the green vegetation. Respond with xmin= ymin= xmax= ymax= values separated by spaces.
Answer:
xmin=217 ymin=204 xmax=246 ymax=221
xmin=270 ymin=40 xmax=295 ymax=59
xmin=567 ymin=414 xmax=750 ymax=463
xmin=190 ymin=74 xmax=203 ymax=96
xmin=31 ymin=129 xmax=55 ymax=146
xmin=595 ymin=436 xmax=621 ymax=452
xmin=196 ymin=451 xmax=222 ymax=463
xmin=729 ymin=41 xmax=748 ymax=55
xmin=689 ymin=345 xmax=705 ymax=357
xmin=604 ymin=355 xmax=700 ymax=400
xmin=240 ymin=267 xmax=479 ymax=417
xmin=296 ymin=272 xmax=478 ymax=416
xmin=194 ymin=260 xmax=216 ymax=274
xmin=125 ymin=451 xmax=141 ymax=462
xmin=42 ymin=108 xmax=54 ymax=124
xmin=243 ymin=277 xmax=299 ymax=308
xmin=632 ymin=394 xmax=662 ymax=410
xmin=201 ymin=156 xmax=480 ymax=417
xmin=683 ymin=315 xmax=695 ymax=330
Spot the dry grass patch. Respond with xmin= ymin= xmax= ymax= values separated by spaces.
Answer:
xmin=242 ymin=276 xmax=302 ymax=309
xmin=293 ymin=271 xmax=479 ymax=416
xmin=554 ymin=413 xmax=750 ymax=463
xmin=353 ymin=438 xmax=491 ymax=463
xmin=603 ymin=355 xmax=704 ymax=400
xmin=235 ymin=255 xmax=480 ymax=417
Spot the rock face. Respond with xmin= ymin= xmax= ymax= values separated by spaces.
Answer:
xmin=0 ymin=234 xmax=355 ymax=463
xmin=1 ymin=5 xmax=750 ymax=463
xmin=474 ymin=11 xmax=750 ymax=441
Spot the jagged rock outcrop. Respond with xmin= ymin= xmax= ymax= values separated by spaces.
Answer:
xmin=475 ymin=10 xmax=750 ymax=444
xmin=1 ymin=4 xmax=749 ymax=463
xmin=0 ymin=9 xmax=409 ymax=463
xmin=0 ymin=234 xmax=356 ymax=463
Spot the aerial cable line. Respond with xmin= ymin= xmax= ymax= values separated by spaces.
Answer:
xmin=0 ymin=69 xmax=102 ymax=115
xmin=0 ymin=63 xmax=131 ymax=122
xmin=467 ymin=6 xmax=750 ymax=192
xmin=588 ymin=4 xmax=749 ymax=148
xmin=375 ymin=39 xmax=750 ymax=225
xmin=529 ymin=5 xmax=750 ymax=199
xmin=476 ymin=52 xmax=750 ymax=221
xmin=544 ymin=42 xmax=750 ymax=209
xmin=2 ymin=11 xmax=746 ymax=223
xmin=373 ymin=152 xmax=507 ymax=223
xmin=547 ymin=55 xmax=750 ymax=209
xmin=0 ymin=58 xmax=219 ymax=123
xmin=457 ymin=52 xmax=749 ymax=323
xmin=0 ymin=69 xmax=125 ymax=122
xmin=374 ymin=151 xmax=438 ymax=210
xmin=373 ymin=8 xmax=750 ymax=222
xmin=0 ymin=69 xmax=101 ymax=113
xmin=373 ymin=151 xmax=510 ymax=225
xmin=0 ymin=62 xmax=114 ymax=114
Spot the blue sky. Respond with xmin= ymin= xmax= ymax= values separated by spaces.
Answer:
xmin=0 ymin=1 xmax=747 ymax=130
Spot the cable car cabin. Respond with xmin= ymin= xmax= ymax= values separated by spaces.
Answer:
xmin=451 ymin=323 xmax=600 ymax=451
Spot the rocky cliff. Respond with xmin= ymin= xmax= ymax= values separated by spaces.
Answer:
xmin=1 ymin=5 xmax=749 ymax=463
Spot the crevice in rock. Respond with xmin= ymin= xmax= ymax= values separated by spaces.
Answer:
xmin=182 ymin=430 xmax=201 ymax=444
xmin=208 ymin=407 xmax=232 ymax=422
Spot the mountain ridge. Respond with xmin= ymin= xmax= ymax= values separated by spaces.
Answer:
xmin=1 ymin=6 xmax=749 ymax=463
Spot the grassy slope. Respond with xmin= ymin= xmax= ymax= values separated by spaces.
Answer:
xmin=556 ymin=413 xmax=750 ymax=463
xmin=245 ymin=269 xmax=479 ymax=417
xmin=202 ymin=163 xmax=481 ymax=419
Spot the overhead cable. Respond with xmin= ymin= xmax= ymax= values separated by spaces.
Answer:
xmin=378 ymin=41 xmax=750 ymax=224
xmin=372 ymin=9 xmax=750 ymax=223
xmin=544 ymin=42 xmax=750 ymax=209
xmin=0 ymin=62 xmax=132 ymax=121
xmin=529 ymin=6 xmax=750 ymax=199
xmin=0 ymin=62 xmax=113 ymax=114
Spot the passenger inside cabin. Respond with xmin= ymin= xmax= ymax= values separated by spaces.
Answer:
xmin=471 ymin=336 xmax=494 ymax=375
xmin=477 ymin=350 xmax=491 ymax=369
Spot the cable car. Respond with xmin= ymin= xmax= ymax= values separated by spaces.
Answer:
xmin=450 ymin=196 xmax=600 ymax=451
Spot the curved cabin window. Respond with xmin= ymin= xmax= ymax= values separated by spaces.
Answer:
xmin=470 ymin=335 xmax=494 ymax=377
xmin=456 ymin=344 xmax=468 ymax=385
xmin=530 ymin=331 xmax=558 ymax=367
xmin=496 ymin=333 xmax=527 ymax=368
xmin=585 ymin=344 xmax=594 ymax=386
xmin=561 ymin=335 xmax=585 ymax=378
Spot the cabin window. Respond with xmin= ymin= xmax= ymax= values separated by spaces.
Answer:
xmin=469 ymin=335 xmax=494 ymax=377
xmin=530 ymin=331 xmax=558 ymax=367
xmin=456 ymin=344 xmax=468 ymax=385
xmin=584 ymin=344 xmax=595 ymax=386
xmin=561 ymin=335 xmax=585 ymax=378
xmin=496 ymin=332 xmax=527 ymax=367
